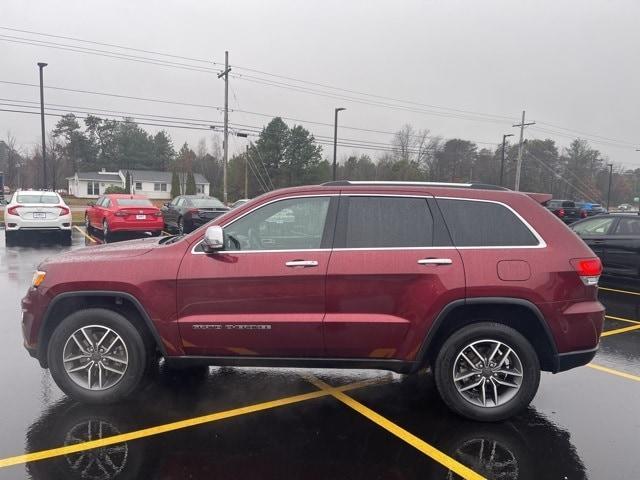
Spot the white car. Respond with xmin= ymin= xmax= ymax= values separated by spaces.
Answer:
xmin=4 ymin=191 xmax=72 ymax=245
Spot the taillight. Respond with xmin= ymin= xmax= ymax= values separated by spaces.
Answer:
xmin=7 ymin=205 xmax=19 ymax=215
xmin=555 ymin=208 xmax=565 ymax=218
xmin=580 ymin=209 xmax=587 ymax=218
xmin=154 ymin=211 xmax=163 ymax=217
xmin=188 ymin=208 xmax=199 ymax=217
xmin=58 ymin=206 xmax=70 ymax=216
xmin=570 ymin=258 xmax=602 ymax=286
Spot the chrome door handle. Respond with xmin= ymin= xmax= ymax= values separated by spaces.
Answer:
xmin=418 ymin=258 xmax=453 ymax=265
xmin=285 ymin=260 xmax=319 ymax=267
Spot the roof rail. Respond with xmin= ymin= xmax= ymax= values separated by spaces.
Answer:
xmin=321 ymin=180 xmax=510 ymax=191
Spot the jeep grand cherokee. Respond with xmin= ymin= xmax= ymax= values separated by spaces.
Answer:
xmin=21 ymin=181 xmax=605 ymax=421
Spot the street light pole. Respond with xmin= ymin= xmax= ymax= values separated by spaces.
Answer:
xmin=500 ymin=134 xmax=514 ymax=186
xmin=606 ymin=163 xmax=614 ymax=210
xmin=37 ymin=62 xmax=47 ymax=189
xmin=332 ymin=107 xmax=346 ymax=181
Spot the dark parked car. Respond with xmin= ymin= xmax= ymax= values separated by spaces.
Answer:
xmin=161 ymin=195 xmax=230 ymax=234
xmin=546 ymin=199 xmax=587 ymax=224
xmin=21 ymin=181 xmax=604 ymax=421
xmin=570 ymin=213 xmax=640 ymax=278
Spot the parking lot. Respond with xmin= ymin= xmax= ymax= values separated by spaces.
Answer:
xmin=0 ymin=227 xmax=638 ymax=480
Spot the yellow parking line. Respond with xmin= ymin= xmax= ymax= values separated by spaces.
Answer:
xmin=0 ymin=377 xmax=383 ymax=469
xmin=305 ymin=375 xmax=485 ymax=480
xmin=73 ymin=225 xmax=96 ymax=243
xmin=605 ymin=314 xmax=640 ymax=325
xmin=162 ymin=230 xmax=171 ymax=236
xmin=599 ymin=286 xmax=640 ymax=297
xmin=601 ymin=324 xmax=640 ymax=337
xmin=588 ymin=363 xmax=640 ymax=382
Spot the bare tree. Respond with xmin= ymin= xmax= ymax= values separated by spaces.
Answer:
xmin=391 ymin=124 xmax=432 ymax=173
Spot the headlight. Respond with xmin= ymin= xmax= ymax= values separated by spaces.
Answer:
xmin=32 ymin=271 xmax=46 ymax=288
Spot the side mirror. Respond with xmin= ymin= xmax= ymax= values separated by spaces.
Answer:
xmin=202 ymin=225 xmax=224 ymax=253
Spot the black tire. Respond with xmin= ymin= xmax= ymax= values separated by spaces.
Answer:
xmin=60 ymin=230 xmax=72 ymax=246
xmin=47 ymin=308 xmax=149 ymax=404
xmin=434 ymin=322 xmax=540 ymax=422
xmin=5 ymin=230 xmax=17 ymax=246
xmin=102 ymin=219 xmax=111 ymax=242
xmin=84 ymin=214 xmax=92 ymax=233
xmin=152 ymin=230 xmax=162 ymax=237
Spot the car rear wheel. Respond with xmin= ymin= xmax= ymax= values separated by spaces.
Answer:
xmin=434 ymin=322 xmax=540 ymax=422
xmin=60 ymin=230 xmax=72 ymax=246
xmin=102 ymin=219 xmax=110 ymax=241
xmin=47 ymin=308 xmax=149 ymax=404
xmin=5 ymin=230 xmax=17 ymax=246
xmin=85 ymin=214 xmax=92 ymax=233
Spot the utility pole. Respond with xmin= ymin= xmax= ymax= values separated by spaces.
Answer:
xmin=37 ymin=62 xmax=47 ymax=190
xmin=244 ymin=145 xmax=249 ymax=199
xmin=332 ymin=107 xmax=346 ymax=181
xmin=513 ymin=110 xmax=535 ymax=191
xmin=500 ymin=134 xmax=514 ymax=186
xmin=217 ymin=51 xmax=231 ymax=204
xmin=606 ymin=163 xmax=613 ymax=210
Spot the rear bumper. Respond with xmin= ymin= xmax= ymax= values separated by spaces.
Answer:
xmin=554 ymin=345 xmax=598 ymax=372
xmin=6 ymin=216 xmax=72 ymax=231
xmin=109 ymin=219 xmax=164 ymax=232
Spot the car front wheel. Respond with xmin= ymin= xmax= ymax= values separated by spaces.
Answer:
xmin=47 ymin=308 xmax=149 ymax=404
xmin=434 ymin=322 xmax=540 ymax=422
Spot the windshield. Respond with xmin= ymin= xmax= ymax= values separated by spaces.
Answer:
xmin=16 ymin=193 xmax=59 ymax=204
xmin=190 ymin=198 xmax=225 ymax=208
xmin=115 ymin=198 xmax=153 ymax=207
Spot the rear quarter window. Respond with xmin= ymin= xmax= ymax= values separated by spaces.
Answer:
xmin=437 ymin=198 xmax=540 ymax=247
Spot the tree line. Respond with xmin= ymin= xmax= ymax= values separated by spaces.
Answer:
xmin=1 ymin=113 xmax=637 ymax=206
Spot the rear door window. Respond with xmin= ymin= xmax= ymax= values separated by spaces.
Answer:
xmin=572 ymin=217 xmax=615 ymax=235
xmin=613 ymin=217 xmax=640 ymax=236
xmin=341 ymin=196 xmax=434 ymax=248
xmin=437 ymin=198 xmax=539 ymax=247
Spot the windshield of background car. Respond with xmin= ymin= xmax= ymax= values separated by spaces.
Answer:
xmin=571 ymin=217 xmax=615 ymax=235
xmin=115 ymin=198 xmax=154 ymax=207
xmin=16 ymin=194 xmax=59 ymax=204
xmin=190 ymin=198 xmax=225 ymax=208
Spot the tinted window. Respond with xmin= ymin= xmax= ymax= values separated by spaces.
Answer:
xmin=224 ymin=196 xmax=330 ymax=251
xmin=572 ymin=217 xmax=615 ymax=235
xmin=190 ymin=197 xmax=225 ymax=208
xmin=16 ymin=193 xmax=59 ymax=204
xmin=613 ymin=217 xmax=640 ymax=235
xmin=438 ymin=199 xmax=539 ymax=247
xmin=116 ymin=198 xmax=153 ymax=207
xmin=344 ymin=196 xmax=433 ymax=248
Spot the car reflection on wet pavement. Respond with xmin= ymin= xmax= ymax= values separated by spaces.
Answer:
xmin=0 ymin=229 xmax=638 ymax=479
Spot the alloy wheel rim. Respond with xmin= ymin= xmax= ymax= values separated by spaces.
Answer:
xmin=452 ymin=339 xmax=523 ymax=408
xmin=62 ymin=325 xmax=129 ymax=391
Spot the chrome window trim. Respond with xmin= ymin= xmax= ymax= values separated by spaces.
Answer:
xmin=191 ymin=194 xmax=337 ymax=255
xmin=190 ymin=192 xmax=546 ymax=254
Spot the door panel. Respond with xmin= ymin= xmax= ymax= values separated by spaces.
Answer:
xmin=176 ymin=195 xmax=337 ymax=357
xmin=177 ymin=251 xmax=331 ymax=356
xmin=603 ymin=217 xmax=640 ymax=277
xmin=324 ymin=195 xmax=465 ymax=360
xmin=325 ymin=248 xmax=464 ymax=359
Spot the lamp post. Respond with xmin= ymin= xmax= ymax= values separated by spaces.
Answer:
xmin=606 ymin=163 xmax=614 ymax=210
xmin=500 ymin=134 xmax=514 ymax=186
xmin=332 ymin=107 xmax=346 ymax=181
xmin=37 ymin=62 xmax=47 ymax=189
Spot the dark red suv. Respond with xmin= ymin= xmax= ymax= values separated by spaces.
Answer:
xmin=21 ymin=181 xmax=605 ymax=421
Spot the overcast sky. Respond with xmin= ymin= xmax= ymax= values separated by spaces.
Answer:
xmin=2 ymin=0 xmax=639 ymax=168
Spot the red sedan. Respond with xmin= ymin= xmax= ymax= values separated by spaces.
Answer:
xmin=85 ymin=194 xmax=164 ymax=238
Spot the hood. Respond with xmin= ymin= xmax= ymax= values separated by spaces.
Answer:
xmin=41 ymin=237 xmax=161 ymax=268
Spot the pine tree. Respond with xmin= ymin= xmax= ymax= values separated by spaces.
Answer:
xmin=170 ymin=168 xmax=181 ymax=198
xmin=185 ymin=171 xmax=197 ymax=195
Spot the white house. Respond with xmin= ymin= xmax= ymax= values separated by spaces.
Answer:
xmin=67 ymin=169 xmax=211 ymax=199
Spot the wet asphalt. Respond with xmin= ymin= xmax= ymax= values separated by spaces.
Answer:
xmin=0 ymin=228 xmax=638 ymax=480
